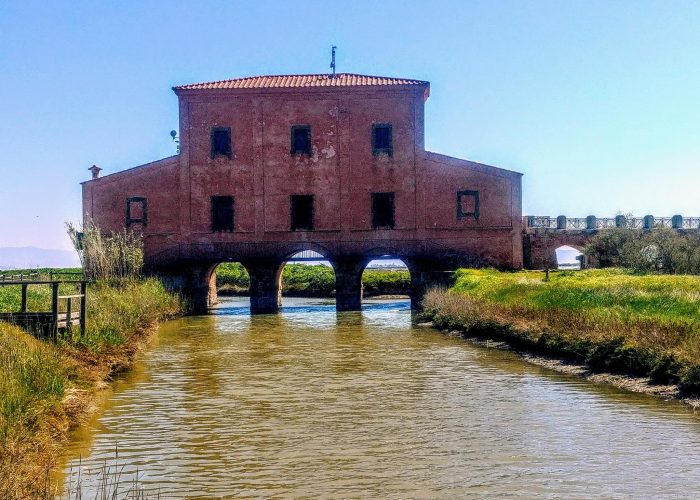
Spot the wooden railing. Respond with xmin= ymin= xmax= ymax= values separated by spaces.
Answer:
xmin=0 ymin=280 xmax=88 ymax=340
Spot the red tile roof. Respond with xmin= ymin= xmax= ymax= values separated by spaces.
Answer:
xmin=173 ymin=73 xmax=429 ymax=91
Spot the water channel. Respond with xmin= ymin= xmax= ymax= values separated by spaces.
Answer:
xmin=62 ymin=297 xmax=700 ymax=497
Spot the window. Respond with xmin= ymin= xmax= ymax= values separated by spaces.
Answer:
xmin=126 ymin=197 xmax=147 ymax=226
xmin=211 ymin=196 xmax=234 ymax=232
xmin=371 ymin=192 xmax=395 ymax=229
xmin=372 ymin=123 xmax=393 ymax=156
xmin=290 ymin=195 xmax=314 ymax=231
xmin=456 ymin=190 xmax=480 ymax=220
xmin=210 ymin=127 xmax=232 ymax=158
xmin=291 ymin=125 xmax=311 ymax=155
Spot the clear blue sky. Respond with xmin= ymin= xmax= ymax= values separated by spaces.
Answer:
xmin=1 ymin=0 xmax=699 ymax=251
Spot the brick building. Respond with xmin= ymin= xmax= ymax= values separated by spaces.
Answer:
xmin=82 ymin=73 xmax=523 ymax=313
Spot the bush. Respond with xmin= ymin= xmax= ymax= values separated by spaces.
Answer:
xmin=586 ymin=227 xmax=700 ymax=274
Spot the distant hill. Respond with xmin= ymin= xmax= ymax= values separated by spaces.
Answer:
xmin=0 ymin=247 xmax=80 ymax=270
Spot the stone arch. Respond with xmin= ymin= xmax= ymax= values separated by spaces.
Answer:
xmin=554 ymin=244 xmax=585 ymax=270
xmin=278 ymin=244 xmax=337 ymax=303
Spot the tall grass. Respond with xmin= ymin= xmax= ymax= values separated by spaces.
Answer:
xmin=0 ymin=223 xmax=183 ymax=495
xmin=67 ymin=220 xmax=143 ymax=281
xmin=423 ymin=269 xmax=700 ymax=395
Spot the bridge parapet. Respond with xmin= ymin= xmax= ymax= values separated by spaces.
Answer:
xmin=524 ymin=215 xmax=700 ymax=232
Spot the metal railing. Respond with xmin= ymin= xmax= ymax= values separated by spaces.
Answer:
xmin=526 ymin=215 xmax=700 ymax=231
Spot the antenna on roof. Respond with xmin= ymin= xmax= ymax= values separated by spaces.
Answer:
xmin=330 ymin=45 xmax=337 ymax=78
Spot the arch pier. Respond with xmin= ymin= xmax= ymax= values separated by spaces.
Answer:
xmin=154 ymin=251 xmax=462 ymax=315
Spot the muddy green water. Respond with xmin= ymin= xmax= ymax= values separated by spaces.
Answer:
xmin=62 ymin=297 xmax=700 ymax=498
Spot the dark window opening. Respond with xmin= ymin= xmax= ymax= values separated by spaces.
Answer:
xmin=372 ymin=123 xmax=393 ymax=156
xmin=126 ymin=197 xmax=147 ymax=227
xmin=211 ymin=127 xmax=232 ymax=158
xmin=291 ymin=125 xmax=311 ymax=155
xmin=371 ymin=192 xmax=395 ymax=229
xmin=456 ymin=190 xmax=480 ymax=220
xmin=211 ymin=196 xmax=234 ymax=232
xmin=290 ymin=195 xmax=314 ymax=231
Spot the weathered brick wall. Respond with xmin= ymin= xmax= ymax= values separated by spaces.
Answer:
xmin=82 ymin=79 xmax=523 ymax=275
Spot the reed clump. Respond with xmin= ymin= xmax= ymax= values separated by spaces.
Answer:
xmin=423 ymin=269 xmax=700 ymax=395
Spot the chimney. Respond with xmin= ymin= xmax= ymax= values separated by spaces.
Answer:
xmin=88 ymin=165 xmax=102 ymax=180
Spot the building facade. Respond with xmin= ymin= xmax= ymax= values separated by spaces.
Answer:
xmin=82 ymin=73 xmax=523 ymax=312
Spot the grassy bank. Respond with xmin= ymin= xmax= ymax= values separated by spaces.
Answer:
xmin=423 ymin=269 xmax=700 ymax=396
xmin=216 ymin=262 xmax=411 ymax=297
xmin=0 ymin=278 xmax=182 ymax=498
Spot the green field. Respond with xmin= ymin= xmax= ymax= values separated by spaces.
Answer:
xmin=423 ymin=269 xmax=700 ymax=394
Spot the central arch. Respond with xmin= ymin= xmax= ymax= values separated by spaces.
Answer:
xmin=279 ymin=247 xmax=337 ymax=308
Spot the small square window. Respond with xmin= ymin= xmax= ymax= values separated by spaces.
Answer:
xmin=371 ymin=192 xmax=395 ymax=229
xmin=291 ymin=125 xmax=311 ymax=155
xmin=290 ymin=195 xmax=314 ymax=231
xmin=211 ymin=196 xmax=234 ymax=232
xmin=372 ymin=123 xmax=393 ymax=156
xmin=211 ymin=127 xmax=232 ymax=158
xmin=456 ymin=190 xmax=480 ymax=220
xmin=126 ymin=197 xmax=147 ymax=227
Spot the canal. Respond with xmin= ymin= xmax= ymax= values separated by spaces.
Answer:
xmin=62 ymin=297 xmax=700 ymax=497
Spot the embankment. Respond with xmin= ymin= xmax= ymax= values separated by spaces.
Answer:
xmin=422 ymin=269 xmax=700 ymax=403
xmin=0 ymin=278 xmax=183 ymax=498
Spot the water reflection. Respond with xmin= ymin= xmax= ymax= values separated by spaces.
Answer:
xmin=62 ymin=297 xmax=700 ymax=498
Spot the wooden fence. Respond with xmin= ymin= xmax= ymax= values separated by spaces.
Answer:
xmin=0 ymin=280 xmax=87 ymax=340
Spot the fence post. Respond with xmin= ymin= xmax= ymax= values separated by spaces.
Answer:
xmin=66 ymin=297 xmax=73 ymax=334
xmin=51 ymin=282 xmax=59 ymax=340
xmin=80 ymin=281 xmax=87 ymax=337
xmin=21 ymin=284 xmax=28 ymax=312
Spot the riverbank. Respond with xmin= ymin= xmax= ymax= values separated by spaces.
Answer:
xmin=0 ymin=278 xmax=183 ymax=497
xmin=422 ymin=269 xmax=700 ymax=404
xmin=216 ymin=262 xmax=411 ymax=297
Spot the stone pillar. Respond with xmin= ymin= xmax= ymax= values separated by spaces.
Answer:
xmin=586 ymin=215 xmax=597 ymax=230
xmin=410 ymin=265 xmax=455 ymax=310
xmin=246 ymin=261 xmax=282 ymax=315
xmin=158 ymin=264 xmax=215 ymax=315
xmin=208 ymin=269 xmax=218 ymax=307
xmin=556 ymin=215 xmax=567 ymax=230
xmin=334 ymin=257 xmax=365 ymax=312
xmin=643 ymin=215 xmax=655 ymax=230
xmin=672 ymin=214 xmax=683 ymax=229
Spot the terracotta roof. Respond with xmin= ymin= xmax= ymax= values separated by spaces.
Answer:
xmin=173 ymin=73 xmax=429 ymax=91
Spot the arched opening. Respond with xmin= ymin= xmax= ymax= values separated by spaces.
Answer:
xmin=278 ymin=249 xmax=337 ymax=311
xmin=555 ymin=245 xmax=585 ymax=270
xmin=361 ymin=255 xmax=412 ymax=309
xmin=209 ymin=260 xmax=251 ymax=314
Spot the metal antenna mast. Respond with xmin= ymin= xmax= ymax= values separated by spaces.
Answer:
xmin=330 ymin=46 xmax=337 ymax=78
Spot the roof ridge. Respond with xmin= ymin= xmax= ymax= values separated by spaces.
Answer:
xmin=173 ymin=73 xmax=429 ymax=91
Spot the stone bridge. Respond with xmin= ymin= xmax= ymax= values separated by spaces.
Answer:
xmin=523 ymin=215 xmax=700 ymax=270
